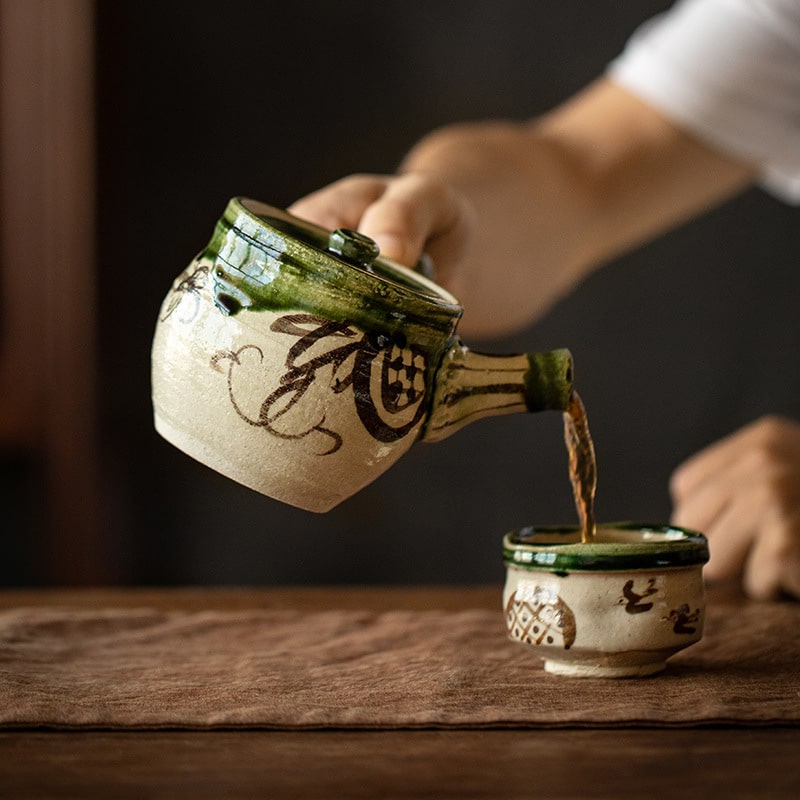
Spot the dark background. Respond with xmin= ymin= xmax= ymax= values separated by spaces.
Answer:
xmin=9 ymin=1 xmax=800 ymax=587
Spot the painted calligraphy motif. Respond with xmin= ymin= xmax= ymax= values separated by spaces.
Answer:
xmin=619 ymin=578 xmax=659 ymax=614
xmin=666 ymin=604 xmax=701 ymax=635
xmin=210 ymin=314 xmax=429 ymax=454
xmin=160 ymin=264 xmax=209 ymax=324
xmin=505 ymin=586 xmax=577 ymax=650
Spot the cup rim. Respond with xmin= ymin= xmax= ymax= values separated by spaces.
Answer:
xmin=503 ymin=522 xmax=709 ymax=572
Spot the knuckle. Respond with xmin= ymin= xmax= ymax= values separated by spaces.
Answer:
xmin=744 ymin=572 xmax=781 ymax=601
xmin=742 ymin=437 xmax=784 ymax=474
xmin=376 ymin=196 xmax=418 ymax=230
xmin=755 ymin=520 xmax=799 ymax=572
xmin=330 ymin=174 xmax=389 ymax=201
xmin=752 ymin=467 xmax=800 ymax=514
xmin=668 ymin=466 xmax=690 ymax=500
xmin=751 ymin=415 xmax=789 ymax=450
xmin=337 ymin=173 xmax=381 ymax=188
xmin=766 ymin=527 xmax=794 ymax=563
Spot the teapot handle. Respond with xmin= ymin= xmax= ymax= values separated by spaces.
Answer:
xmin=422 ymin=341 xmax=573 ymax=442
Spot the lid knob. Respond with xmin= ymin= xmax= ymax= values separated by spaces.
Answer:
xmin=327 ymin=228 xmax=380 ymax=270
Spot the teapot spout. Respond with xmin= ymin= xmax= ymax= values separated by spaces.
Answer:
xmin=421 ymin=342 xmax=573 ymax=442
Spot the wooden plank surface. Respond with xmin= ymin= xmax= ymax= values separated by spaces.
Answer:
xmin=1 ymin=728 xmax=797 ymax=800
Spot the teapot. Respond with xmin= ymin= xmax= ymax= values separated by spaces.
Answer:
xmin=151 ymin=197 xmax=574 ymax=512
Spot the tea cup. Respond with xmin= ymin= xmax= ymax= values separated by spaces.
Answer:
xmin=503 ymin=523 xmax=709 ymax=677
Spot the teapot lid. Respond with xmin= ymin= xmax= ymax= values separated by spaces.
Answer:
xmin=206 ymin=197 xmax=461 ymax=331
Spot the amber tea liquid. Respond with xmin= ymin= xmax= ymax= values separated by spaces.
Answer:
xmin=563 ymin=392 xmax=597 ymax=543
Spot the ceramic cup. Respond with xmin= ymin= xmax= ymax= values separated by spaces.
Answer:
xmin=503 ymin=523 xmax=709 ymax=677
xmin=151 ymin=198 xmax=574 ymax=512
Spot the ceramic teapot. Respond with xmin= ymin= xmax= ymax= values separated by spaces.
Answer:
xmin=151 ymin=197 xmax=574 ymax=511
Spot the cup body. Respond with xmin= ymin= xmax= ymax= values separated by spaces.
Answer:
xmin=151 ymin=198 xmax=461 ymax=512
xmin=503 ymin=524 xmax=709 ymax=677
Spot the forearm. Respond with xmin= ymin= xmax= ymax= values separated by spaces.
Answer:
xmin=535 ymin=80 xmax=755 ymax=267
xmin=400 ymin=120 xmax=591 ymax=336
xmin=402 ymin=79 xmax=755 ymax=337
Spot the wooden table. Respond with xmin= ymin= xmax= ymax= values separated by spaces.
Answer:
xmin=1 ymin=586 xmax=798 ymax=799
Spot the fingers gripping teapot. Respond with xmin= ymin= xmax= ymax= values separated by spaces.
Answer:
xmin=151 ymin=198 xmax=574 ymax=512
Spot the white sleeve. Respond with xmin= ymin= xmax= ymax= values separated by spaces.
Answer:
xmin=608 ymin=0 xmax=800 ymax=204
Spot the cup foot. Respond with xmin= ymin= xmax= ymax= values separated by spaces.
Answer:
xmin=543 ymin=658 xmax=666 ymax=678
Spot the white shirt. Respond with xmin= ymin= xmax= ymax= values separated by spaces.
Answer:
xmin=609 ymin=0 xmax=800 ymax=204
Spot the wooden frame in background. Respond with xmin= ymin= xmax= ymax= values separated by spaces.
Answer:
xmin=0 ymin=0 xmax=108 ymax=583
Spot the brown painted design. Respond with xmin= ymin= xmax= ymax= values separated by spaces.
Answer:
xmin=210 ymin=314 xmax=429 ymax=453
xmin=505 ymin=587 xmax=577 ymax=650
xmin=666 ymin=604 xmax=701 ymax=635
xmin=620 ymin=578 xmax=658 ymax=614
xmin=160 ymin=264 xmax=209 ymax=323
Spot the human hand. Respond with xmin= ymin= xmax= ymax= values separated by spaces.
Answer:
xmin=288 ymin=172 xmax=474 ymax=297
xmin=670 ymin=416 xmax=800 ymax=600
xmin=286 ymin=120 xmax=592 ymax=339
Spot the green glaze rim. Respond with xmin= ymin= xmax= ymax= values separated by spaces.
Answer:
xmin=503 ymin=522 xmax=709 ymax=572
xmin=205 ymin=197 xmax=463 ymax=338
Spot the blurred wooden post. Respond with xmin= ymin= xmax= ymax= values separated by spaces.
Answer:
xmin=0 ymin=0 xmax=109 ymax=583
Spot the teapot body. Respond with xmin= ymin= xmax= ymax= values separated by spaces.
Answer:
xmin=153 ymin=265 xmax=455 ymax=512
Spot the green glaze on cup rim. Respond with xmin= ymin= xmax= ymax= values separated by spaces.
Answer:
xmin=205 ymin=197 xmax=462 ymax=338
xmin=503 ymin=523 xmax=709 ymax=572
